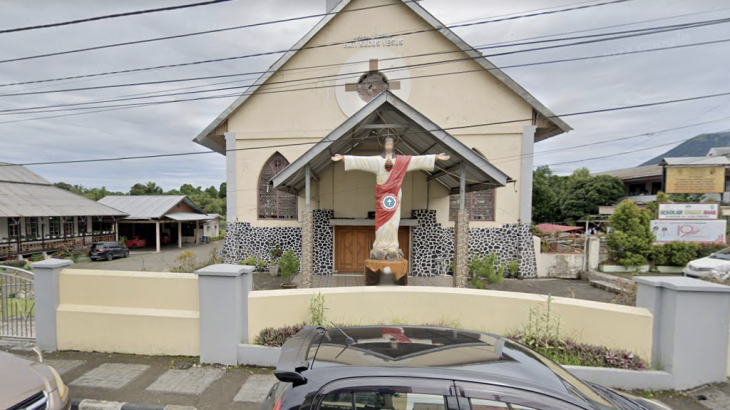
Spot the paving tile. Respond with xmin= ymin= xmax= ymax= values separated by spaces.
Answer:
xmin=234 ymin=374 xmax=277 ymax=403
xmin=147 ymin=367 xmax=224 ymax=395
xmin=70 ymin=363 xmax=150 ymax=389
xmin=693 ymin=386 xmax=730 ymax=410
xmin=45 ymin=359 xmax=85 ymax=376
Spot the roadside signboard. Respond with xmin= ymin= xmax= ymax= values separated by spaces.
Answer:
xmin=651 ymin=220 xmax=727 ymax=244
xmin=665 ymin=166 xmax=725 ymax=193
xmin=658 ymin=203 xmax=719 ymax=220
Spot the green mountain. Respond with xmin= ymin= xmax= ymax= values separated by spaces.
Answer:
xmin=640 ymin=131 xmax=730 ymax=165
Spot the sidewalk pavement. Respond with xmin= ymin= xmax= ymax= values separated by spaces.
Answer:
xmin=1 ymin=340 xmax=276 ymax=410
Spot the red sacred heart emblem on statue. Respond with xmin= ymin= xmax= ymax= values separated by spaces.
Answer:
xmin=382 ymin=194 xmax=399 ymax=211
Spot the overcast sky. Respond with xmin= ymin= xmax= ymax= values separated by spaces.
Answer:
xmin=0 ymin=0 xmax=728 ymax=192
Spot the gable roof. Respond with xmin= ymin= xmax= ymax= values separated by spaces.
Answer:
xmin=98 ymin=195 xmax=206 ymax=220
xmin=272 ymin=91 xmax=510 ymax=195
xmin=0 ymin=163 xmax=128 ymax=218
xmin=193 ymin=0 xmax=571 ymax=154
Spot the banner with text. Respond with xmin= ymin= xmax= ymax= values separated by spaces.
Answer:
xmin=658 ymin=203 xmax=719 ymax=220
xmin=651 ymin=220 xmax=727 ymax=244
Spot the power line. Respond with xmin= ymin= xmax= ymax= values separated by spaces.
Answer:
xmin=5 ymin=90 xmax=730 ymax=166
xmin=0 ymin=0 xmax=630 ymax=65
xmin=2 ymin=3 xmax=717 ymax=90
xmin=0 ymin=0 xmax=237 ymax=34
xmin=3 ymin=15 xmax=725 ymax=99
xmin=5 ymin=30 xmax=730 ymax=115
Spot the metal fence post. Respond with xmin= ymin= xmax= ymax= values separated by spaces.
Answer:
xmin=30 ymin=259 xmax=73 ymax=351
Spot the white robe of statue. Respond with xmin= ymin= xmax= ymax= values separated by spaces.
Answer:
xmin=344 ymin=154 xmax=436 ymax=252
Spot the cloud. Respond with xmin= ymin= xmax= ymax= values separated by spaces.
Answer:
xmin=0 ymin=0 xmax=727 ymax=191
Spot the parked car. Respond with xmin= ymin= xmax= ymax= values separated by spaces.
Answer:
xmin=0 ymin=349 xmax=70 ymax=410
xmin=684 ymin=247 xmax=730 ymax=279
xmin=89 ymin=241 xmax=129 ymax=261
xmin=264 ymin=326 xmax=672 ymax=410
xmin=124 ymin=236 xmax=147 ymax=249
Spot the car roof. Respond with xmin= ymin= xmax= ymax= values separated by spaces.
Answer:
xmin=300 ymin=326 xmax=603 ymax=408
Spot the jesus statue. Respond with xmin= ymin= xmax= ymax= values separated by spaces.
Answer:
xmin=332 ymin=137 xmax=450 ymax=261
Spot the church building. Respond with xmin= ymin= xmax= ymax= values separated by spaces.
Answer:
xmin=193 ymin=0 xmax=571 ymax=284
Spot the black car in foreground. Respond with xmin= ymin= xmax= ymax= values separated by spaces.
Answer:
xmin=264 ymin=326 xmax=670 ymax=410
xmin=88 ymin=241 xmax=129 ymax=261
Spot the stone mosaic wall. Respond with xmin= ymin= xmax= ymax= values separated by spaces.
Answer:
xmin=411 ymin=210 xmax=537 ymax=278
xmin=222 ymin=210 xmax=334 ymax=275
xmin=223 ymin=209 xmax=536 ymax=278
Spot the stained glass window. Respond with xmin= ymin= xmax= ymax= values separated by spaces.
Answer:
xmin=258 ymin=152 xmax=298 ymax=220
xmin=449 ymin=189 xmax=496 ymax=221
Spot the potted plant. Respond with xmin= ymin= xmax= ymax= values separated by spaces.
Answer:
xmin=278 ymin=249 xmax=300 ymax=289
xmin=268 ymin=243 xmax=284 ymax=276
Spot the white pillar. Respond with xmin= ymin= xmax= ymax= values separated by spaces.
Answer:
xmin=224 ymin=132 xmax=237 ymax=225
xmin=155 ymin=221 xmax=161 ymax=253
xmin=178 ymin=221 xmax=182 ymax=248
xmin=115 ymin=221 xmax=119 ymax=242
xmin=519 ymin=125 xmax=537 ymax=222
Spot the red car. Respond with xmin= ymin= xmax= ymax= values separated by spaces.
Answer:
xmin=124 ymin=236 xmax=147 ymax=249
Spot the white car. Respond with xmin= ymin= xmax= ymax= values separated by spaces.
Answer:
xmin=684 ymin=248 xmax=730 ymax=280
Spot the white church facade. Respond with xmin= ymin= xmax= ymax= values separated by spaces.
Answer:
xmin=193 ymin=0 xmax=570 ymax=283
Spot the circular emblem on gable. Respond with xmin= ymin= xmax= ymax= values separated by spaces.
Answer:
xmin=382 ymin=194 xmax=399 ymax=211
xmin=335 ymin=49 xmax=411 ymax=117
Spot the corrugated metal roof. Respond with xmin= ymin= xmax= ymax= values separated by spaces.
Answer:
xmin=0 ymin=163 xmax=51 ymax=185
xmin=708 ymin=147 xmax=730 ymax=157
xmin=98 ymin=196 xmax=205 ymax=220
xmin=535 ymin=223 xmax=583 ymax=234
xmin=165 ymin=212 xmax=215 ymax=222
xmin=0 ymin=181 xmax=128 ymax=217
xmin=272 ymin=92 xmax=510 ymax=195
xmin=661 ymin=156 xmax=730 ymax=166
xmin=594 ymin=165 xmax=663 ymax=181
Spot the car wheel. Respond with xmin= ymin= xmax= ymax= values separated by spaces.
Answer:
xmin=125 ymin=251 xmax=129 ymax=258
xmin=106 ymin=253 xmax=113 ymax=262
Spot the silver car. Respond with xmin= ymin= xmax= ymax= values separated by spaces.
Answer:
xmin=0 ymin=348 xmax=70 ymax=410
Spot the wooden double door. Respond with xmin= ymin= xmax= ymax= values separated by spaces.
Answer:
xmin=334 ymin=226 xmax=410 ymax=273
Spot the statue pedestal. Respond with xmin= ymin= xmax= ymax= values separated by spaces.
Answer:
xmin=364 ymin=259 xmax=408 ymax=286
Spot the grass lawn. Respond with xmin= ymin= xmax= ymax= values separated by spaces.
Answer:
xmin=0 ymin=298 xmax=35 ymax=318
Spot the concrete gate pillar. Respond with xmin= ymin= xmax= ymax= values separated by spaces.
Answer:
xmin=300 ymin=210 xmax=314 ymax=288
xmin=32 ymin=259 xmax=74 ymax=351
xmin=196 ymin=264 xmax=254 ymax=365
xmin=453 ymin=210 xmax=469 ymax=288
xmin=636 ymin=276 xmax=730 ymax=389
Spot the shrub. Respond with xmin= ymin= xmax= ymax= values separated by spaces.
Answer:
xmin=241 ymin=256 xmax=257 ymax=267
xmin=651 ymin=242 xmax=699 ymax=267
xmin=607 ymin=200 xmax=654 ymax=267
xmin=0 ymin=259 xmax=27 ymax=268
xmin=509 ymin=296 xmax=646 ymax=370
xmin=308 ymin=293 xmax=328 ymax=327
xmin=507 ymin=260 xmax=519 ymax=278
xmin=254 ymin=323 xmax=306 ymax=347
xmin=469 ymin=253 xmax=503 ymax=288
xmin=169 ymin=251 xmax=198 ymax=273
xmin=278 ymin=249 xmax=300 ymax=283
xmin=53 ymin=244 xmax=85 ymax=262
xmin=697 ymin=243 xmax=727 ymax=258
xmin=29 ymin=254 xmax=45 ymax=262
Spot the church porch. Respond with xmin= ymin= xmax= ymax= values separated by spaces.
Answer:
xmin=269 ymin=91 xmax=534 ymax=287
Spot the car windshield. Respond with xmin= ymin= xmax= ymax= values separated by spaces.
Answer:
xmin=91 ymin=243 xmax=112 ymax=249
xmin=709 ymin=248 xmax=730 ymax=260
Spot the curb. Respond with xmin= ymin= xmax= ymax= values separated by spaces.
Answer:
xmin=71 ymin=398 xmax=197 ymax=410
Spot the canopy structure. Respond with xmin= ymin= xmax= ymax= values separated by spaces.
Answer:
xmin=165 ymin=213 xmax=216 ymax=222
xmin=272 ymin=91 xmax=511 ymax=195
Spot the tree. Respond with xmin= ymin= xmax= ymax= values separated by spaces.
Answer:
xmin=607 ymin=199 xmax=654 ymax=267
xmin=130 ymin=182 xmax=163 ymax=196
xmin=219 ymin=182 xmax=227 ymax=199
xmin=560 ymin=174 xmax=625 ymax=221
xmin=532 ymin=166 xmax=563 ymax=223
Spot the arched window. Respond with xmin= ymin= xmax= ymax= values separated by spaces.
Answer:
xmin=258 ymin=153 xmax=298 ymax=220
